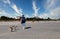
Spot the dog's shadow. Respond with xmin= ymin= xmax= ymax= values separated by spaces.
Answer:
xmin=25 ymin=27 xmax=31 ymax=29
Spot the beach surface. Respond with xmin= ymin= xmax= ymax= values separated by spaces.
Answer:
xmin=0 ymin=21 xmax=60 ymax=39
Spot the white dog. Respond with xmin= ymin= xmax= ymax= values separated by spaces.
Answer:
xmin=9 ymin=26 xmax=17 ymax=32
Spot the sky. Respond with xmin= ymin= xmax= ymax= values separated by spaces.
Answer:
xmin=0 ymin=0 xmax=60 ymax=19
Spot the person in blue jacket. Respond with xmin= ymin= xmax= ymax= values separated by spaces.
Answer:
xmin=21 ymin=15 xmax=26 ymax=29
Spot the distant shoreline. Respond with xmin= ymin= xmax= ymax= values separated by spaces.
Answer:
xmin=0 ymin=20 xmax=60 ymax=22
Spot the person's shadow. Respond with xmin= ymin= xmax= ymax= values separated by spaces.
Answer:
xmin=25 ymin=27 xmax=31 ymax=29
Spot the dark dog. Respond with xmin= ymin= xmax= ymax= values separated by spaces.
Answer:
xmin=25 ymin=27 xmax=31 ymax=29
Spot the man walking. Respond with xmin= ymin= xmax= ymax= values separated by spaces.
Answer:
xmin=20 ymin=15 xmax=26 ymax=29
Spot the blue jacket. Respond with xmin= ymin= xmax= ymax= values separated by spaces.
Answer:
xmin=21 ymin=17 xmax=26 ymax=24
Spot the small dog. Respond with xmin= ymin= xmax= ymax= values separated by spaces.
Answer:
xmin=9 ymin=26 xmax=17 ymax=32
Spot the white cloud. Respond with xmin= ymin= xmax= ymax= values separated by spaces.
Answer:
xmin=3 ymin=0 xmax=23 ymax=16
xmin=39 ymin=0 xmax=60 ymax=19
xmin=0 ymin=10 xmax=12 ymax=17
xmin=49 ymin=7 xmax=60 ymax=19
xmin=3 ymin=0 xmax=11 ymax=4
xmin=44 ymin=0 xmax=57 ymax=12
xmin=39 ymin=7 xmax=60 ymax=19
xmin=11 ymin=4 xmax=22 ymax=16
xmin=25 ymin=14 xmax=29 ymax=18
xmin=32 ymin=0 xmax=40 ymax=16
xmin=39 ymin=13 xmax=49 ymax=19
xmin=46 ymin=0 xmax=55 ymax=10
xmin=46 ymin=0 xmax=60 ymax=19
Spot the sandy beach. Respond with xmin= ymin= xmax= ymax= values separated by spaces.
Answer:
xmin=0 ymin=21 xmax=60 ymax=39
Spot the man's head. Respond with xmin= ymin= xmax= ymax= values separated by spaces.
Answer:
xmin=22 ymin=15 xmax=24 ymax=17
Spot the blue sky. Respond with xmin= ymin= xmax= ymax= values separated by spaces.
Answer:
xmin=0 ymin=0 xmax=60 ymax=19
